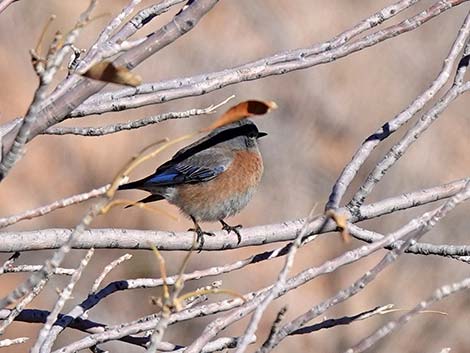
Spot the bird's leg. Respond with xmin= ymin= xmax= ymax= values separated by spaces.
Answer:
xmin=219 ymin=220 xmax=242 ymax=244
xmin=188 ymin=216 xmax=215 ymax=251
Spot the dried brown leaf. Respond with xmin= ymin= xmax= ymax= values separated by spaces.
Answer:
xmin=82 ymin=61 xmax=142 ymax=86
xmin=325 ymin=209 xmax=351 ymax=242
xmin=202 ymin=99 xmax=278 ymax=132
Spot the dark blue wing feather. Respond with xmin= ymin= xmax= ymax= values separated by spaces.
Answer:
xmin=141 ymin=148 xmax=232 ymax=187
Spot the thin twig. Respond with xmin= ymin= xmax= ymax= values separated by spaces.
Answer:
xmin=0 ymin=274 xmax=49 ymax=334
xmin=32 ymin=248 xmax=95 ymax=353
xmin=3 ymin=265 xmax=76 ymax=275
xmin=0 ymin=337 xmax=29 ymax=348
xmin=234 ymin=207 xmax=319 ymax=353
xmin=43 ymin=96 xmax=234 ymax=136
xmin=0 ymin=0 xmax=17 ymax=15
xmin=69 ymin=0 xmax=468 ymax=118
xmin=91 ymin=253 xmax=132 ymax=293
xmin=289 ymin=304 xmax=394 ymax=335
xmin=0 ymin=0 xmax=99 ymax=179
xmin=258 ymin=228 xmax=419 ymax=351
xmin=0 ymin=185 xmax=109 ymax=229
xmin=348 ymin=24 xmax=470 ymax=211
xmin=326 ymin=8 xmax=470 ymax=211
xmin=344 ymin=276 xmax=470 ymax=353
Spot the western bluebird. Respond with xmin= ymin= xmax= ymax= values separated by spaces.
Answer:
xmin=119 ymin=119 xmax=267 ymax=246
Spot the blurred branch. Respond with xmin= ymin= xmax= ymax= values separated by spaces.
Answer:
xmin=42 ymin=96 xmax=233 ymax=136
xmin=0 ymin=0 xmax=18 ymax=15
xmin=69 ymin=0 xmax=467 ymax=118
xmin=0 ymin=337 xmax=29 ymax=348
xmin=3 ymin=265 xmax=76 ymax=275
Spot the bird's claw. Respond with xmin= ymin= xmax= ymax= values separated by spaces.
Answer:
xmin=220 ymin=220 xmax=243 ymax=244
xmin=188 ymin=227 xmax=215 ymax=252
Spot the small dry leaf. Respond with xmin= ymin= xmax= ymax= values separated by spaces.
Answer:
xmin=203 ymin=99 xmax=278 ymax=132
xmin=325 ymin=209 xmax=350 ymax=242
xmin=83 ymin=61 xmax=142 ymax=86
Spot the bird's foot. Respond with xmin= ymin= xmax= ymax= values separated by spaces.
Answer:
xmin=220 ymin=220 xmax=243 ymax=244
xmin=188 ymin=226 xmax=215 ymax=252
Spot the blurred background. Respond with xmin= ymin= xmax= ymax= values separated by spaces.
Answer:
xmin=1 ymin=0 xmax=470 ymax=352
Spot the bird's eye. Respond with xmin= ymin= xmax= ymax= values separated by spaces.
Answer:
xmin=247 ymin=130 xmax=258 ymax=138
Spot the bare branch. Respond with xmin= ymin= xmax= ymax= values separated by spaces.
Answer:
xmin=0 ymin=0 xmax=18 ymax=15
xmin=326 ymin=9 xmax=470 ymax=211
xmin=0 ymin=0 xmax=220 ymax=181
xmin=344 ymin=276 xmax=470 ymax=353
xmin=3 ymin=175 xmax=470 ymax=256
xmin=0 ymin=308 xmax=149 ymax=348
xmin=348 ymin=24 xmax=470 ymax=211
xmin=259 ymin=307 xmax=287 ymax=350
xmin=234 ymin=208 xmax=319 ymax=353
xmin=32 ymin=248 xmax=95 ymax=353
xmin=0 ymin=185 xmax=109 ymax=229
xmin=0 ymin=0 xmax=99 ymax=179
xmin=3 ymin=265 xmax=76 ymax=276
xmin=91 ymin=253 xmax=132 ymax=293
xmin=0 ymin=337 xmax=29 ymax=348
xmin=183 ymin=212 xmax=428 ymax=353
xmin=0 ymin=273 xmax=49 ymax=333
xmin=69 ymin=0 xmax=467 ymax=117
xmin=288 ymin=304 xmax=394 ymax=336
xmin=43 ymin=97 xmax=233 ymax=136
xmin=258 ymin=229 xmax=417 ymax=352
xmin=170 ymin=336 xmax=257 ymax=353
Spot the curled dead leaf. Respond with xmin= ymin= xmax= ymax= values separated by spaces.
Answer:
xmin=325 ymin=209 xmax=350 ymax=243
xmin=202 ymin=99 xmax=278 ymax=132
xmin=82 ymin=61 xmax=142 ymax=86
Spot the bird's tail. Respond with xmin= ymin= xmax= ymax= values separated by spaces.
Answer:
xmin=118 ymin=178 xmax=147 ymax=190
xmin=119 ymin=178 xmax=165 ymax=208
xmin=124 ymin=194 xmax=165 ymax=208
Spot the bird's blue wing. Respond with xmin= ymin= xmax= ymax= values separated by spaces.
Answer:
xmin=144 ymin=149 xmax=232 ymax=186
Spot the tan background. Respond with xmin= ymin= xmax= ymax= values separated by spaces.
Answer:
xmin=1 ymin=1 xmax=470 ymax=352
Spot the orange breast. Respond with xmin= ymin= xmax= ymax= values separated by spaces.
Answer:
xmin=174 ymin=150 xmax=263 ymax=221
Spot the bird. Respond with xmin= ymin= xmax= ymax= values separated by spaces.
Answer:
xmin=118 ymin=119 xmax=267 ymax=248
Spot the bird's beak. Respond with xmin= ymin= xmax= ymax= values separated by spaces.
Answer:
xmin=257 ymin=131 xmax=268 ymax=139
